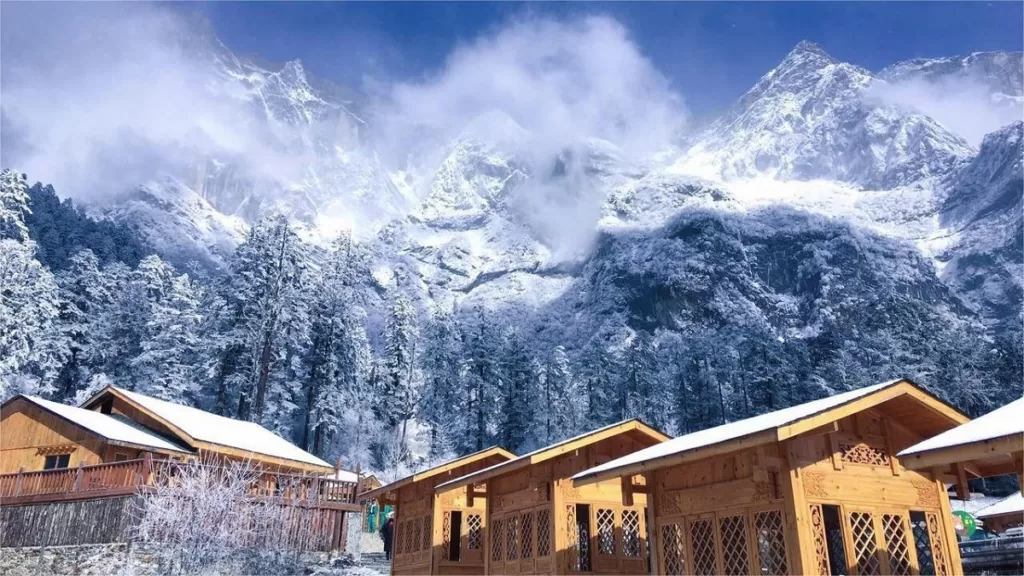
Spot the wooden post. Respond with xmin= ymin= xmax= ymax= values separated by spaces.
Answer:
xmin=14 ymin=468 xmax=24 ymax=496
xmin=644 ymin=472 xmax=661 ymax=576
xmin=335 ymin=456 xmax=342 ymax=473
xmin=954 ymin=464 xmax=969 ymax=501
xmin=620 ymin=475 xmax=634 ymax=507
xmin=141 ymin=452 xmax=153 ymax=486
xmin=73 ymin=462 xmax=84 ymax=492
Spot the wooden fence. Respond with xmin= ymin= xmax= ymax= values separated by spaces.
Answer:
xmin=0 ymin=457 xmax=361 ymax=552
xmin=0 ymin=456 xmax=360 ymax=508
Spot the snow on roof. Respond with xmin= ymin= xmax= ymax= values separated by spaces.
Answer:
xmin=437 ymin=419 xmax=665 ymax=491
xmin=23 ymin=396 xmax=191 ymax=454
xmin=110 ymin=387 xmax=331 ymax=469
xmin=898 ymin=397 xmax=1024 ymax=457
xmin=574 ymin=380 xmax=902 ymax=482
xmin=324 ymin=469 xmax=359 ymax=483
xmin=975 ymin=492 xmax=1024 ymax=519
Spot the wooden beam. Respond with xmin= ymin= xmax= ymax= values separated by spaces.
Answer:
xmin=621 ymin=476 xmax=634 ymax=507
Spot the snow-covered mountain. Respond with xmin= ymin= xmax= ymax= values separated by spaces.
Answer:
xmin=10 ymin=31 xmax=1022 ymax=349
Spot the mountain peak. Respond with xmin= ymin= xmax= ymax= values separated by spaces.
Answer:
xmin=782 ymin=40 xmax=837 ymax=66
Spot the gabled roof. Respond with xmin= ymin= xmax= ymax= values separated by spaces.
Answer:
xmin=83 ymin=386 xmax=331 ymax=470
xmin=975 ymin=491 xmax=1023 ymax=520
xmin=898 ymin=397 xmax=1024 ymax=474
xmin=359 ymin=446 xmax=516 ymax=502
xmin=3 ymin=395 xmax=192 ymax=455
xmin=436 ymin=419 xmax=670 ymax=493
xmin=573 ymin=378 xmax=967 ymax=485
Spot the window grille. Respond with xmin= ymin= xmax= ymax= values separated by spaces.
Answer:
xmin=882 ymin=514 xmax=912 ymax=576
xmin=754 ymin=509 xmax=789 ymax=575
xmin=537 ymin=509 xmax=551 ymax=557
xmin=597 ymin=508 xmax=616 ymax=555
xmin=850 ymin=512 xmax=881 ymax=575
xmin=622 ymin=509 xmax=641 ymax=557
xmin=719 ymin=515 xmax=750 ymax=576
xmin=689 ymin=518 xmax=717 ymax=576
xmin=467 ymin=514 xmax=482 ymax=550
xmin=506 ymin=514 xmax=519 ymax=561
xmin=521 ymin=512 xmax=534 ymax=559
xmin=491 ymin=518 xmax=504 ymax=562
xmin=661 ymin=523 xmax=686 ymax=575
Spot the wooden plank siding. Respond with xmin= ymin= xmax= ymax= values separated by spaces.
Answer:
xmin=1 ymin=401 xmax=108 ymax=473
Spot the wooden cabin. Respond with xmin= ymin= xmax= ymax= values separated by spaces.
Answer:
xmin=359 ymin=447 xmax=517 ymax=576
xmin=898 ymin=397 xmax=1024 ymax=492
xmin=0 ymin=395 xmax=193 ymax=474
xmin=436 ymin=420 xmax=670 ymax=575
xmin=573 ymin=379 xmax=970 ymax=576
xmin=2 ymin=386 xmax=337 ymax=477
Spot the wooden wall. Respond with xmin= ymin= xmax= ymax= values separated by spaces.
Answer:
xmin=488 ymin=432 xmax=657 ymax=575
xmin=0 ymin=495 xmax=140 ymax=547
xmin=392 ymin=455 xmax=507 ymax=576
xmin=0 ymin=400 xmax=107 ymax=474
xmin=787 ymin=408 xmax=962 ymax=576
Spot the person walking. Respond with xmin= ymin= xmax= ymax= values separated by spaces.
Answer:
xmin=381 ymin=511 xmax=395 ymax=561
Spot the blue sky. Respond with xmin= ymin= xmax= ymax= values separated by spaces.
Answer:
xmin=202 ymin=2 xmax=1023 ymax=117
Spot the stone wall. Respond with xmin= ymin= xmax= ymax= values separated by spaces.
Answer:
xmin=0 ymin=543 xmax=355 ymax=575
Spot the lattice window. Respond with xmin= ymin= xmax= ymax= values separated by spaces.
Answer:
xmin=413 ymin=517 xmax=423 ymax=552
xmin=422 ymin=516 xmax=431 ymax=553
xmin=597 ymin=508 xmax=616 ymax=555
xmin=840 ymin=442 xmax=890 ymax=466
xmin=661 ymin=523 xmax=686 ymax=576
xmin=809 ymin=505 xmax=830 ymax=576
xmin=882 ymin=514 xmax=911 ymax=576
xmin=537 ymin=509 xmax=551 ymax=557
xmin=622 ymin=509 xmax=641 ymax=557
xmin=467 ymin=514 xmax=482 ymax=550
xmin=720 ymin=514 xmax=750 ymax=576
xmin=442 ymin=513 xmax=452 ymax=560
xmin=925 ymin=512 xmax=949 ymax=576
xmin=689 ymin=518 xmax=718 ymax=576
xmin=405 ymin=520 xmax=415 ymax=555
xmin=850 ymin=512 xmax=881 ymax=575
xmin=394 ymin=522 xmax=403 ymax=555
xmin=491 ymin=518 xmax=504 ymax=562
xmin=506 ymin=514 xmax=519 ymax=561
xmin=521 ymin=511 xmax=534 ymax=559
xmin=754 ymin=510 xmax=789 ymax=576
xmin=910 ymin=512 xmax=935 ymax=576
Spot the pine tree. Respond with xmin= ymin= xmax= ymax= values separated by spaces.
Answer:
xmin=54 ymin=250 xmax=108 ymax=401
xmin=497 ymin=328 xmax=535 ymax=452
xmin=460 ymin=307 xmax=498 ymax=453
xmin=540 ymin=345 xmax=578 ymax=442
xmin=0 ymin=169 xmax=31 ymax=242
xmin=300 ymin=235 xmax=372 ymax=457
xmin=374 ymin=286 xmax=419 ymax=463
xmin=0 ymin=238 xmax=66 ymax=398
xmin=133 ymin=263 xmax=203 ymax=404
xmin=208 ymin=215 xmax=307 ymax=426
xmin=418 ymin=309 xmax=463 ymax=462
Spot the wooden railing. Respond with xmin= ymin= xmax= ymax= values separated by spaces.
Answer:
xmin=0 ymin=456 xmax=360 ymax=509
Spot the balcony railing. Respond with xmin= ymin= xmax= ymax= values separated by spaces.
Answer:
xmin=0 ymin=455 xmax=360 ymax=509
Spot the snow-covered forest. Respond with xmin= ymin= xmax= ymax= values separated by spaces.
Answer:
xmin=3 ymin=168 xmax=1021 ymax=477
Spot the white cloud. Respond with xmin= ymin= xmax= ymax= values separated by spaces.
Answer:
xmin=0 ymin=3 xmax=309 ymax=200
xmin=866 ymin=75 xmax=1023 ymax=147
xmin=372 ymin=15 xmax=688 ymax=257
xmin=376 ymin=16 xmax=687 ymax=163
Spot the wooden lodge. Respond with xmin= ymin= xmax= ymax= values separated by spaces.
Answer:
xmin=0 ymin=387 xmax=362 ymax=552
xmin=436 ymin=419 xmax=671 ymax=575
xmin=359 ymin=446 xmax=517 ymax=576
xmin=573 ymin=379 xmax=972 ymax=576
